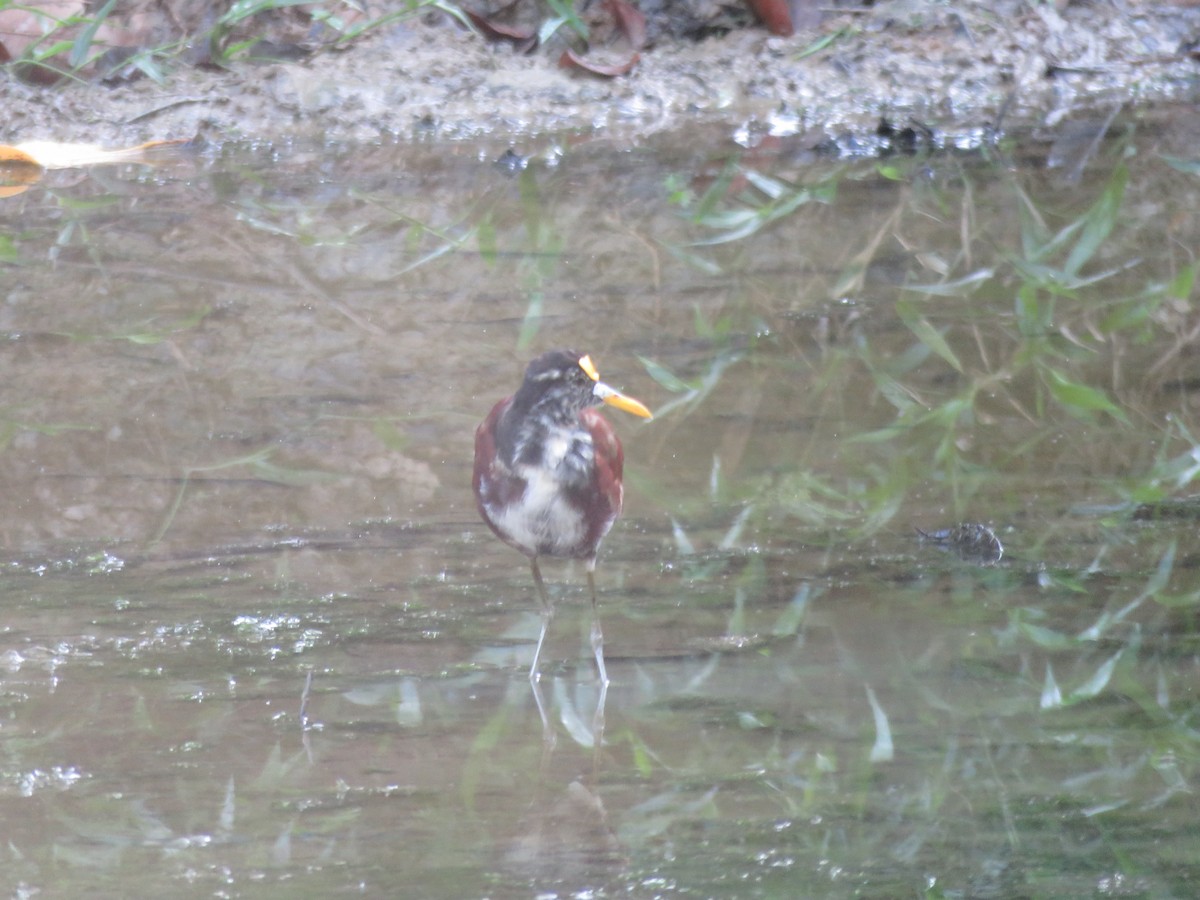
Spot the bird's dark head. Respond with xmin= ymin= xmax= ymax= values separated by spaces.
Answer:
xmin=513 ymin=350 xmax=594 ymax=422
xmin=512 ymin=350 xmax=652 ymax=424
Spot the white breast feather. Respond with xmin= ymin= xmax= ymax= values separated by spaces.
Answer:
xmin=541 ymin=433 xmax=571 ymax=469
xmin=491 ymin=463 xmax=585 ymax=556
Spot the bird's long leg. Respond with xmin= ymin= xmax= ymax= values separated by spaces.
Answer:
xmin=530 ymin=667 xmax=556 ymax=750
xmin=591 ymin=674 xmax=608 ymax=759
xmin=529 ymin=556 xmax=553 ymax=683
xmin=587 ymin=562 xmax=609 ymax=686
xmin=587 ymin=559 xmax=608 ymax=751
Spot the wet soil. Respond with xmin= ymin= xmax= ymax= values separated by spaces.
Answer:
xmin=5 ymin=0 xmax=1200 ymax=150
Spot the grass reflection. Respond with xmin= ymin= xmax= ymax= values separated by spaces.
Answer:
xmin=611 ymin=130 xmax=1200 ymax=894
xmin=3 ymin=127 xmax=1200 ymax=895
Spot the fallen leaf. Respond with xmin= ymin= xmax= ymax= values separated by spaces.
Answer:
xmin=465 ymin=10 xmax=537 ymax=52
xmin=604 ymin=0 xmax=646 ymax=49
xmin=0 ymin=146 xmax=41 ymax=166
xmin=0 ymin=1 xmax=86 ymax=60
xmin=559 ymin=49 xmax=640 ymax=77
xmin=0 ymin=139 xmax=190 ymax=199
xmin=0 ymin=0 xmax=135 ymax=81
xmin=745 ymin=0 xmax=794 ymax=36
xmin=0 ymin=147 xmax=42 ymax=199
xmin=6 ymin=138 xmax=188 ymax=170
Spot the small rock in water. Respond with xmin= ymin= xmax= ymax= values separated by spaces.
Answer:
xmin=916 ymin=522 xmax=1003 ymax=566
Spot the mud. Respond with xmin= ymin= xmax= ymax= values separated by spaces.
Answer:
xmin=4 ymin=1 xmax=1200 ymax=150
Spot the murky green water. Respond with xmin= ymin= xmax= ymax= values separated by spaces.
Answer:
xmin=2 ymin=114 xmax=1199 ymax=897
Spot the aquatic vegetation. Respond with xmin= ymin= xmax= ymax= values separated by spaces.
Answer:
xmin=652 ymin=138 xmax=1200 ymax=521
xmin=4 ymin=123 xmax=1200 ymax=896
xmin=621 ymin=134 xmax=1200 ymax=895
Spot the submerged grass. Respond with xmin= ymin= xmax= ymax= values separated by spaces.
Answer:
xmin=617 ymin=128 xmax=1200 ymax=893
xmin=5 ymin=114 xmax=1200 ymax=895
xmin=652 ymin=133 xmax=1200 ymax=525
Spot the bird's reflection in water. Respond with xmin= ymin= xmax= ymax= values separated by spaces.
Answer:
xmin=501 ymin=778 xmax=627 ymax=892
xmin=475 ymin=609 xmax=611 ymax=748
xmin=530 ymin=672 xmax=608 ymax=753
xmin=472 ymin=632 xmax=624 ymax=889
xmin=467 ymin=573 xmax=630 ymax=890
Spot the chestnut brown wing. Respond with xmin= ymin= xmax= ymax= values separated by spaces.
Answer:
xmin=473 ymin=396 xmax=530 ymax=553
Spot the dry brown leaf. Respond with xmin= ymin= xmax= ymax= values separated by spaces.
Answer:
xmin=0 ymin=1 xmax=86 ymax=59
xmin=5 ymin=138 xmax=187 ymax=170
xmin=604 ymin=0 xmax=646 ymax=50
xmin=0 ymin=0 xmax=148 ymax=80
xmin=745 ymin=0 xmax=793 ymax=36
xmin=559 ymin=49 xmax=640 ymax=77
xmin=0 ymin=139 xmax=189 ymax=199
xmin=465 ymin=10 xmax=537 ymax=52
xmin=0 ymin=146 xmax=43 ymax=198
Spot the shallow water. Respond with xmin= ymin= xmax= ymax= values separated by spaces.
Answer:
xmin=2 ymin=114 xmax=1199 ymax=897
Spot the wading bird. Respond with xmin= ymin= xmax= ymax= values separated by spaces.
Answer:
xmin=473 ymin=350 xmax=652 ymax=683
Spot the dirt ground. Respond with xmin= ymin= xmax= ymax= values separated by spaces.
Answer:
xmin=4 ymin=1 xmax=1200 ymax=150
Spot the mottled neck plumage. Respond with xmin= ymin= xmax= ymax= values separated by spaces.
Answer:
xmin=496 ymin=386 xmax=596 ymax=481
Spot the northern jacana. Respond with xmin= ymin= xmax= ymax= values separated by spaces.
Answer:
xmin=473 ymin=350 xmax=653 ymax=683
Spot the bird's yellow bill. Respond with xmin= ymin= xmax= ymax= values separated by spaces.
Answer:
xmin=579 ymin=355 xmax=653 ymax=419
xmin=594 ymin=382 xmax=654 ymax=419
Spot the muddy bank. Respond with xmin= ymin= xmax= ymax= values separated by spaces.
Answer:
xmin=4 ymin=1 xmax=1200 ymax=150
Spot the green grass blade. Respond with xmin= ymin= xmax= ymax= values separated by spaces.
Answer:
xmin=1064 ymin=164 xmax=1127 ymax=277
xmin=896 ymin=298 xmax=963 ymax=373
xmin=1045 ymin=368 xmax=1128 ymax=422
xmin=69 ymin=0 xmax=118 ymax=69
